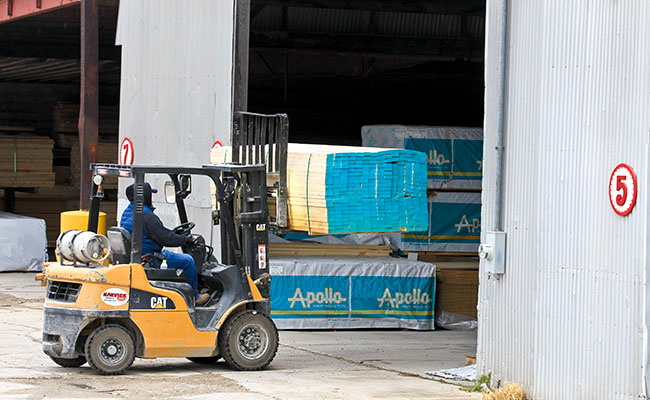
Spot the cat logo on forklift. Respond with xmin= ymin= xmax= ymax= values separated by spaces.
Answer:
xmin=129 ymin=289 xmax=176 ymax=310
xmin=151 ymin=296 xmax=169 ymax=309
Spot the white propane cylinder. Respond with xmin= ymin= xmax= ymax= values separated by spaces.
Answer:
xmin=56 ymin=230 xmax=111 ymax=264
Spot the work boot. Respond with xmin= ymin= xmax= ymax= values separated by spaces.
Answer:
xmin=196 ymin=293 xmax=210 ymax=306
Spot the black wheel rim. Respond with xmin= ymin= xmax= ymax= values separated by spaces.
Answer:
xmin=99 ymin=337 xmax=126 ymax=365
xmin=237 ymin=323 xmax=268 ymax=360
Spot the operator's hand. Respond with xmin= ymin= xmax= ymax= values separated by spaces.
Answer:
xmin=186 ymin=236 xmax=201 ymax=246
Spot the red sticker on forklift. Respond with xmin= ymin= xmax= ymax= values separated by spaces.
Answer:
xmin=101 ymin=288 xmax=129 ymax=306
xmin=258 ymin=244 xmax=267 ymax=269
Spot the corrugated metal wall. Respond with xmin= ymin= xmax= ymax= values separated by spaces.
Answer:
xmin=115 ymin=0 xmax=235 ymax=246
xmin=479 ymin=1 xmax=649 ymax=399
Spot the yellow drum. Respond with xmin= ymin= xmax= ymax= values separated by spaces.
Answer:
xmin=60 ymin=210 xmax=107 ymax=235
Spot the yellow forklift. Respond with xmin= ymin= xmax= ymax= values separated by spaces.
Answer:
xmin=42 ymin=162 xmax=278 ymax=374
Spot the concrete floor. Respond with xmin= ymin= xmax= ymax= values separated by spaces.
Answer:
xmin=0 ymin=272 xmax=479 ymax=399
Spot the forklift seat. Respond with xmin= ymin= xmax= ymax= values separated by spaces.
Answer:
xmin=107 ymin=226 xmax=131 ymax=264
xmin=108 ymin=226 xmax=189 ymax=283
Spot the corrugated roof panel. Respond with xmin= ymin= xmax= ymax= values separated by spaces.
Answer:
xmin=251 ymin=5 xmax=283 ymax=31
xmin=466 ymin=15 xmax=485 ymax=40
xmin=253 ymin=6 xmax=485 ymax=42
xmin=288 ymin=7 xmax=369 ymax=34
xmin=374 ymin=12 xmax=462 ymax=38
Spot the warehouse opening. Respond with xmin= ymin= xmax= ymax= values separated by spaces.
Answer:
xmin=244 ymin=1 xmax=485 ymax=145
xmin=242 ymin=0 xmax=484 ymax=332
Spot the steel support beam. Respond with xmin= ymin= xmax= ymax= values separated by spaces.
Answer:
xmin=251 ymin=31 xmax=484 ymax=60
xmin=252 ymin=0 xmax=485 ymax=16
xmin=234 ymin=0 xmax=251 ymax=113
xmin=0 ymin=41 xmax=121 ymax=60
xmin=78 ymin=0 xmax=98 ymax=210
xmin=0 ymin=0 xmax=78 ymax=23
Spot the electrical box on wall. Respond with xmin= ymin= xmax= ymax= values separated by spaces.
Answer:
xmin=478 ymin=231 xmax=507 ymax=274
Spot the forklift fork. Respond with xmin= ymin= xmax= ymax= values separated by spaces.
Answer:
xmin=232 ymin=112 xmax=289 ymax=230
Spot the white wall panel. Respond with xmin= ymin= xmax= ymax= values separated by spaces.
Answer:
xmin=115 ymin=0 xmax=235 ymax=249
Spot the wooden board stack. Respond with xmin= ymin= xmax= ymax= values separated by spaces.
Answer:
xmin=70 ymin=140 xmax=119 ymax=189
xmin=211 ymin=143 xmax=428 ymax=234
xmin=269 ymin=242 xmax=391 ymax=258
xmin=0 ymin=135 xmax=55 ymax=188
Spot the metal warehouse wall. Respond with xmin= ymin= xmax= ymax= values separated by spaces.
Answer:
xmin=114 ymin=0 xmax=235 ymax=246
xmin=479 ymin=1 xmax=649 ymax=399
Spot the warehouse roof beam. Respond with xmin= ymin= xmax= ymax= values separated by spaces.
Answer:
xmin=0 ymin=0 xmax=78 ymax=23
xmin=250 ymin=31 xmax=483 ymax=61
xmin=0 ymin=41 xmax=120 ymax=60
xmin=252 ymin=0 xmax=486 ymax=16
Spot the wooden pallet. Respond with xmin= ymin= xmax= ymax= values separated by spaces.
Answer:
xmin=269 ymin=242 xmax=392 ymax=258
xmin=411 ymin=251 xmax=479 ymax=266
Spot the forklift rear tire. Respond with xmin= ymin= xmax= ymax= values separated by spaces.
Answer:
xmin=218 ymin=310 xmax=278 ymax=371
xmin=186 ymin=356 xmax=222 ymax=364
xmin=85 ymin=324 xmax=136 ymax=375
xmin=49 ymin=355 xmax=86 ymax=368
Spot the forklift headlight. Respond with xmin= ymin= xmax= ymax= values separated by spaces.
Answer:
xmin=93 ymin=175 xmax=104 ymax=186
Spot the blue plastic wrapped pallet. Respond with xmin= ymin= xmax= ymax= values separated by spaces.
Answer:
xmin=361 ymin=125 xmax=483 ymax=190
xmin=269 ymin=257 xmax=436 ymax=330
xmin=401 ymin=192 xmax=482 ymax=253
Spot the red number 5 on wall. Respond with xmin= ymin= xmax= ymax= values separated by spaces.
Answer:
xmin=609 ymin=163 xmax=637 ymax=216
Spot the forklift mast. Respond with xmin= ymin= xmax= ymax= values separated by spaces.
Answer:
xmin=232 ymin=112 xmax=288 ymax=230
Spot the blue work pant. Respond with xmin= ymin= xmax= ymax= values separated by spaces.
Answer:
xmin=161 ymin=249 xmax=199 ymax=299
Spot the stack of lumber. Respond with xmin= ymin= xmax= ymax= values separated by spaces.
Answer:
xmin=211 ymin=143 xmax=428 ymax=234
xmin=435 ymin=267 xmax=479 ymax=319
xmin=0 ymin=134 xmax=55 ymax=188
xmin=269 ymin=242 xmax=391 ymax=257
xmin=70 ymin=140 xmax=119 ymax=189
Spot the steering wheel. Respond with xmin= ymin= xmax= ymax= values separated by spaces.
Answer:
xmin=172 ymin=221 xmax=195 ymax=236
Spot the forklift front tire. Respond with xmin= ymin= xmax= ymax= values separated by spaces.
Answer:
xmin=85 ymin=324 xmax=136 ymax=375
xmin=218 ymin=309 xmax=278 ymax=371
xmin=49 ymin=355 xmax=86 ymax=368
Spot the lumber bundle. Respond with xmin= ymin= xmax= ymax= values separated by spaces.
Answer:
xmin=0 ymin=135 xmax=55 ymax=188
xmin=211 ymin=143 xmax=428 ymax=235
xmin=435 ymin=268 xmax=479 ymax=319
xmin=70 ymin=140 xmax=119 ymax=189
xmin=269 ymin=242 xmax=391 ymax=258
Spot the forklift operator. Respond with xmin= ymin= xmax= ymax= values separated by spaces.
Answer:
xmin=120 ymin=183 xmax=210 ymax=306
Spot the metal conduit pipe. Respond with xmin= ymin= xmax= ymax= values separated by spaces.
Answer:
xmin=478 ymin=0 xmax=509 ymax=276
xmin=494 ymin=0 xmax=509 ymax=231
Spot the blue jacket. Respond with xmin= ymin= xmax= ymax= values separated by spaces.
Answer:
xmin=120 ymin=203 xmax=191 ymax=256
xmin=120 ymin=203 xmax=161 ymax=255
xmin=120 ymin=182 xmax=191 ymax=256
